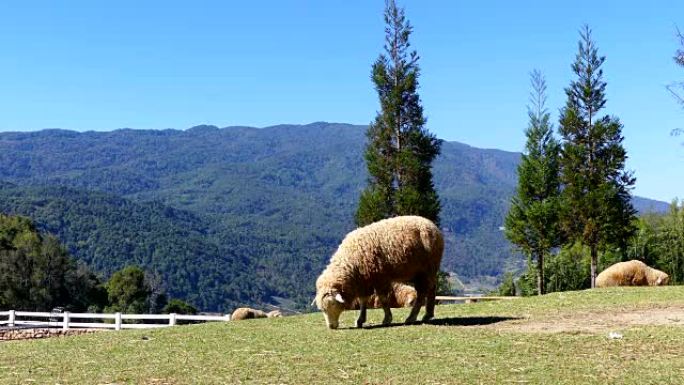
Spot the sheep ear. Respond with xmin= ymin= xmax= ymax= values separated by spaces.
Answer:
xmin=334 ymin=293 xmax=345 ymax=304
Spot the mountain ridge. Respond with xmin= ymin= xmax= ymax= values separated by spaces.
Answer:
xmin=0 ymin=122 xmax=669 ymax=310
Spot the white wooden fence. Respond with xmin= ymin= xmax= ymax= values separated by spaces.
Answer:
xmin=435 ymin=295 xmax=520 ymax=304
xmin=0 ymin=310 xmax=231 ymax=330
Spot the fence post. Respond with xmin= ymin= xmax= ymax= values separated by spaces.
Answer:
xmin=115 ymin=312 xmax=122 ymax=331
xmin=62 ymin=311 xmax=70 ymax=330
xmin=169 ymin=313 xmax=176 ymax=326
xmin=8 ymin=310 xmax=15 ymax=327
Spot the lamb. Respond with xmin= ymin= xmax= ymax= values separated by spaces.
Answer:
xmin=596 ymin=260 xmax=670 ymax=288
xmin=230 ymin=307 xmax=283 ymax=320
xmin=352 ymin=282 xmax=419 ymax=309
xmin=313 ymin=215 xmax=444 ymax=329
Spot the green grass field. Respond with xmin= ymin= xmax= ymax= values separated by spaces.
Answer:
xmin=2 ymin=287 xmax=684 ymax=384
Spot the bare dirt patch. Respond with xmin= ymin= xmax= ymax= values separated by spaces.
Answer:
xmin=484 ymin=305 xmax=684 ymax=334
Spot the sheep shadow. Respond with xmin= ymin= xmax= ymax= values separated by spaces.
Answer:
xmin=424 ymin=316 xmax=520 ymax=327
xmin=354 ymin=315 xmax=520 ymax=330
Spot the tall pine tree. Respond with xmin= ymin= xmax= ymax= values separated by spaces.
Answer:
xmin=505 ymin=70 xmax=562 ymax=295
xmin=668 ymin=28 xmax=684 ymax=108
xmin=670 ymin=28 xmax=684 ymax=140
xmin=676 ymin=28 xmax=684 ymax=67
xmin=356 ymin=0 xmax=442 ymax=227
xmin=559 ymin=25 xmax=637 ymax=288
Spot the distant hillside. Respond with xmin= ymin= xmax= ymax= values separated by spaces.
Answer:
xmin=0 ymin=183 xmax=281 ymax=310
xmin=632 ymin=196 xmax=671 ymax=213
xmin=0 ymin=123 xmax=667 ymax=310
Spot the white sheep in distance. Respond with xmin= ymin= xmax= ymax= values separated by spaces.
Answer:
xmin=231 ymin=307 xmax=283 ymax=320
xmin=313 ymin=216 xmax=444 ymax=329
xmin=596 ymin=260 xmax=670 ymax=287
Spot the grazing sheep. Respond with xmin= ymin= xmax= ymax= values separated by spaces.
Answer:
xmin=231 ymin=308 xmax=283 ymax=321
xmin=596 ymin=260 xmax=670 ymax=288
xmin=314 ymin=215 xmax=444 ymax=329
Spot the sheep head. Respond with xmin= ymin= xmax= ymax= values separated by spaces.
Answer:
xmin=267 ymin=310 xmax=282 ymax=318
xmin=655 ymin=272 xmax=670 ymax=286
xmin=314 ymin=290 xmax=346 ymax=329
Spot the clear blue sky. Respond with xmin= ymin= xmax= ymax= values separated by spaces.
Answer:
xmin=1 ymin=1 xmax=683 ymax=202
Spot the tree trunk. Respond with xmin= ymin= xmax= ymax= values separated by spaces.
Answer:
xmin=537 ymin=252 xmax=545 ymax=295
xmin=590 ymin=245 xmax=598 ymax=288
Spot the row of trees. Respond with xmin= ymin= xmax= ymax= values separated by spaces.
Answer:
xmin=505 ymin=199 xmax=684 ymax=296
xmin=505 ymin=26 xmax=637 ymax=295
xmin=0 ymin=213 xmax=196 ymax=314
xmin=354 ymin=2 xmax=659 ymax=298
xmin=506 ymin=26 xmax=684 ymax=295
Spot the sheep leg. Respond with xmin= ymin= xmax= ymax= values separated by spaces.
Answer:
xmin=405 ymin=277 xmax=427 ymax=324
xmin=381 ymin=302 xmax=393 ymax=325
xmin=421 ymin=278 xmax=437 ymax=322
xmin=405 ymin=301 xmax=421 ymax=324
xmin=355 ymin=300 xmax=367 ymax=328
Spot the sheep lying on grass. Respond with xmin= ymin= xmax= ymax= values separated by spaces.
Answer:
xmin=314 ymin=215 xmax=444 ymax=329
xmin=231 ymin=308 xmax=282 ymax=321
xmin=266 ymin=310 xmax=282 ymax=318
xmin=596 ymin=260 xmax=669 ymax=287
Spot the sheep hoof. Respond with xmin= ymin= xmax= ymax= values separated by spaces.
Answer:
xmin=421 ymin=314 xmax=434 ymax=322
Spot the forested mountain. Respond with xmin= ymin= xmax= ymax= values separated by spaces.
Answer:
xmin=0 ymin=123 xmax=668 ymax=311
xmin=0 ymin=183 xmax=269 ymax=310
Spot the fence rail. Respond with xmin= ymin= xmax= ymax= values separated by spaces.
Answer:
xmin=0 ymin=310 xmax=231 ymax=330
xmin=435 ymin=295 xmax=520 ymax=304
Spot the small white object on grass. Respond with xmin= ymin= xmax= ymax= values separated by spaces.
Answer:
xmin=608 ymin=332 xmax=623 ymax=339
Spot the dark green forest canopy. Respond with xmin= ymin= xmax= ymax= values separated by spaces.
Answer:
xmin=0 ymin=213 xmax=105 ymax=311
xmin=0 ymin=184 xmax=275 ymax=311
xmin=0 ymin=123 xmax=668 ymax=311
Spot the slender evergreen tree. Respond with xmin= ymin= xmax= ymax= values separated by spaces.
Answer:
xmin=669 ymin=28 xmax=684 ymax=140
xmin=355 ymin=0 xmax=442 ymax=226
xmin=505 ymin=70 xmax=562 ymax=295
xmin=558 ymin=25 xmax=637 ymax=288
xmin=668 ymin=28 xmax=684 ymax=108
xmin=676 ymin=29 xmax=684 ymax=67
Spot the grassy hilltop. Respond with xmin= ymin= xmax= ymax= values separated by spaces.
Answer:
xmin=2 ymin=286 xmax=684 ymax=384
